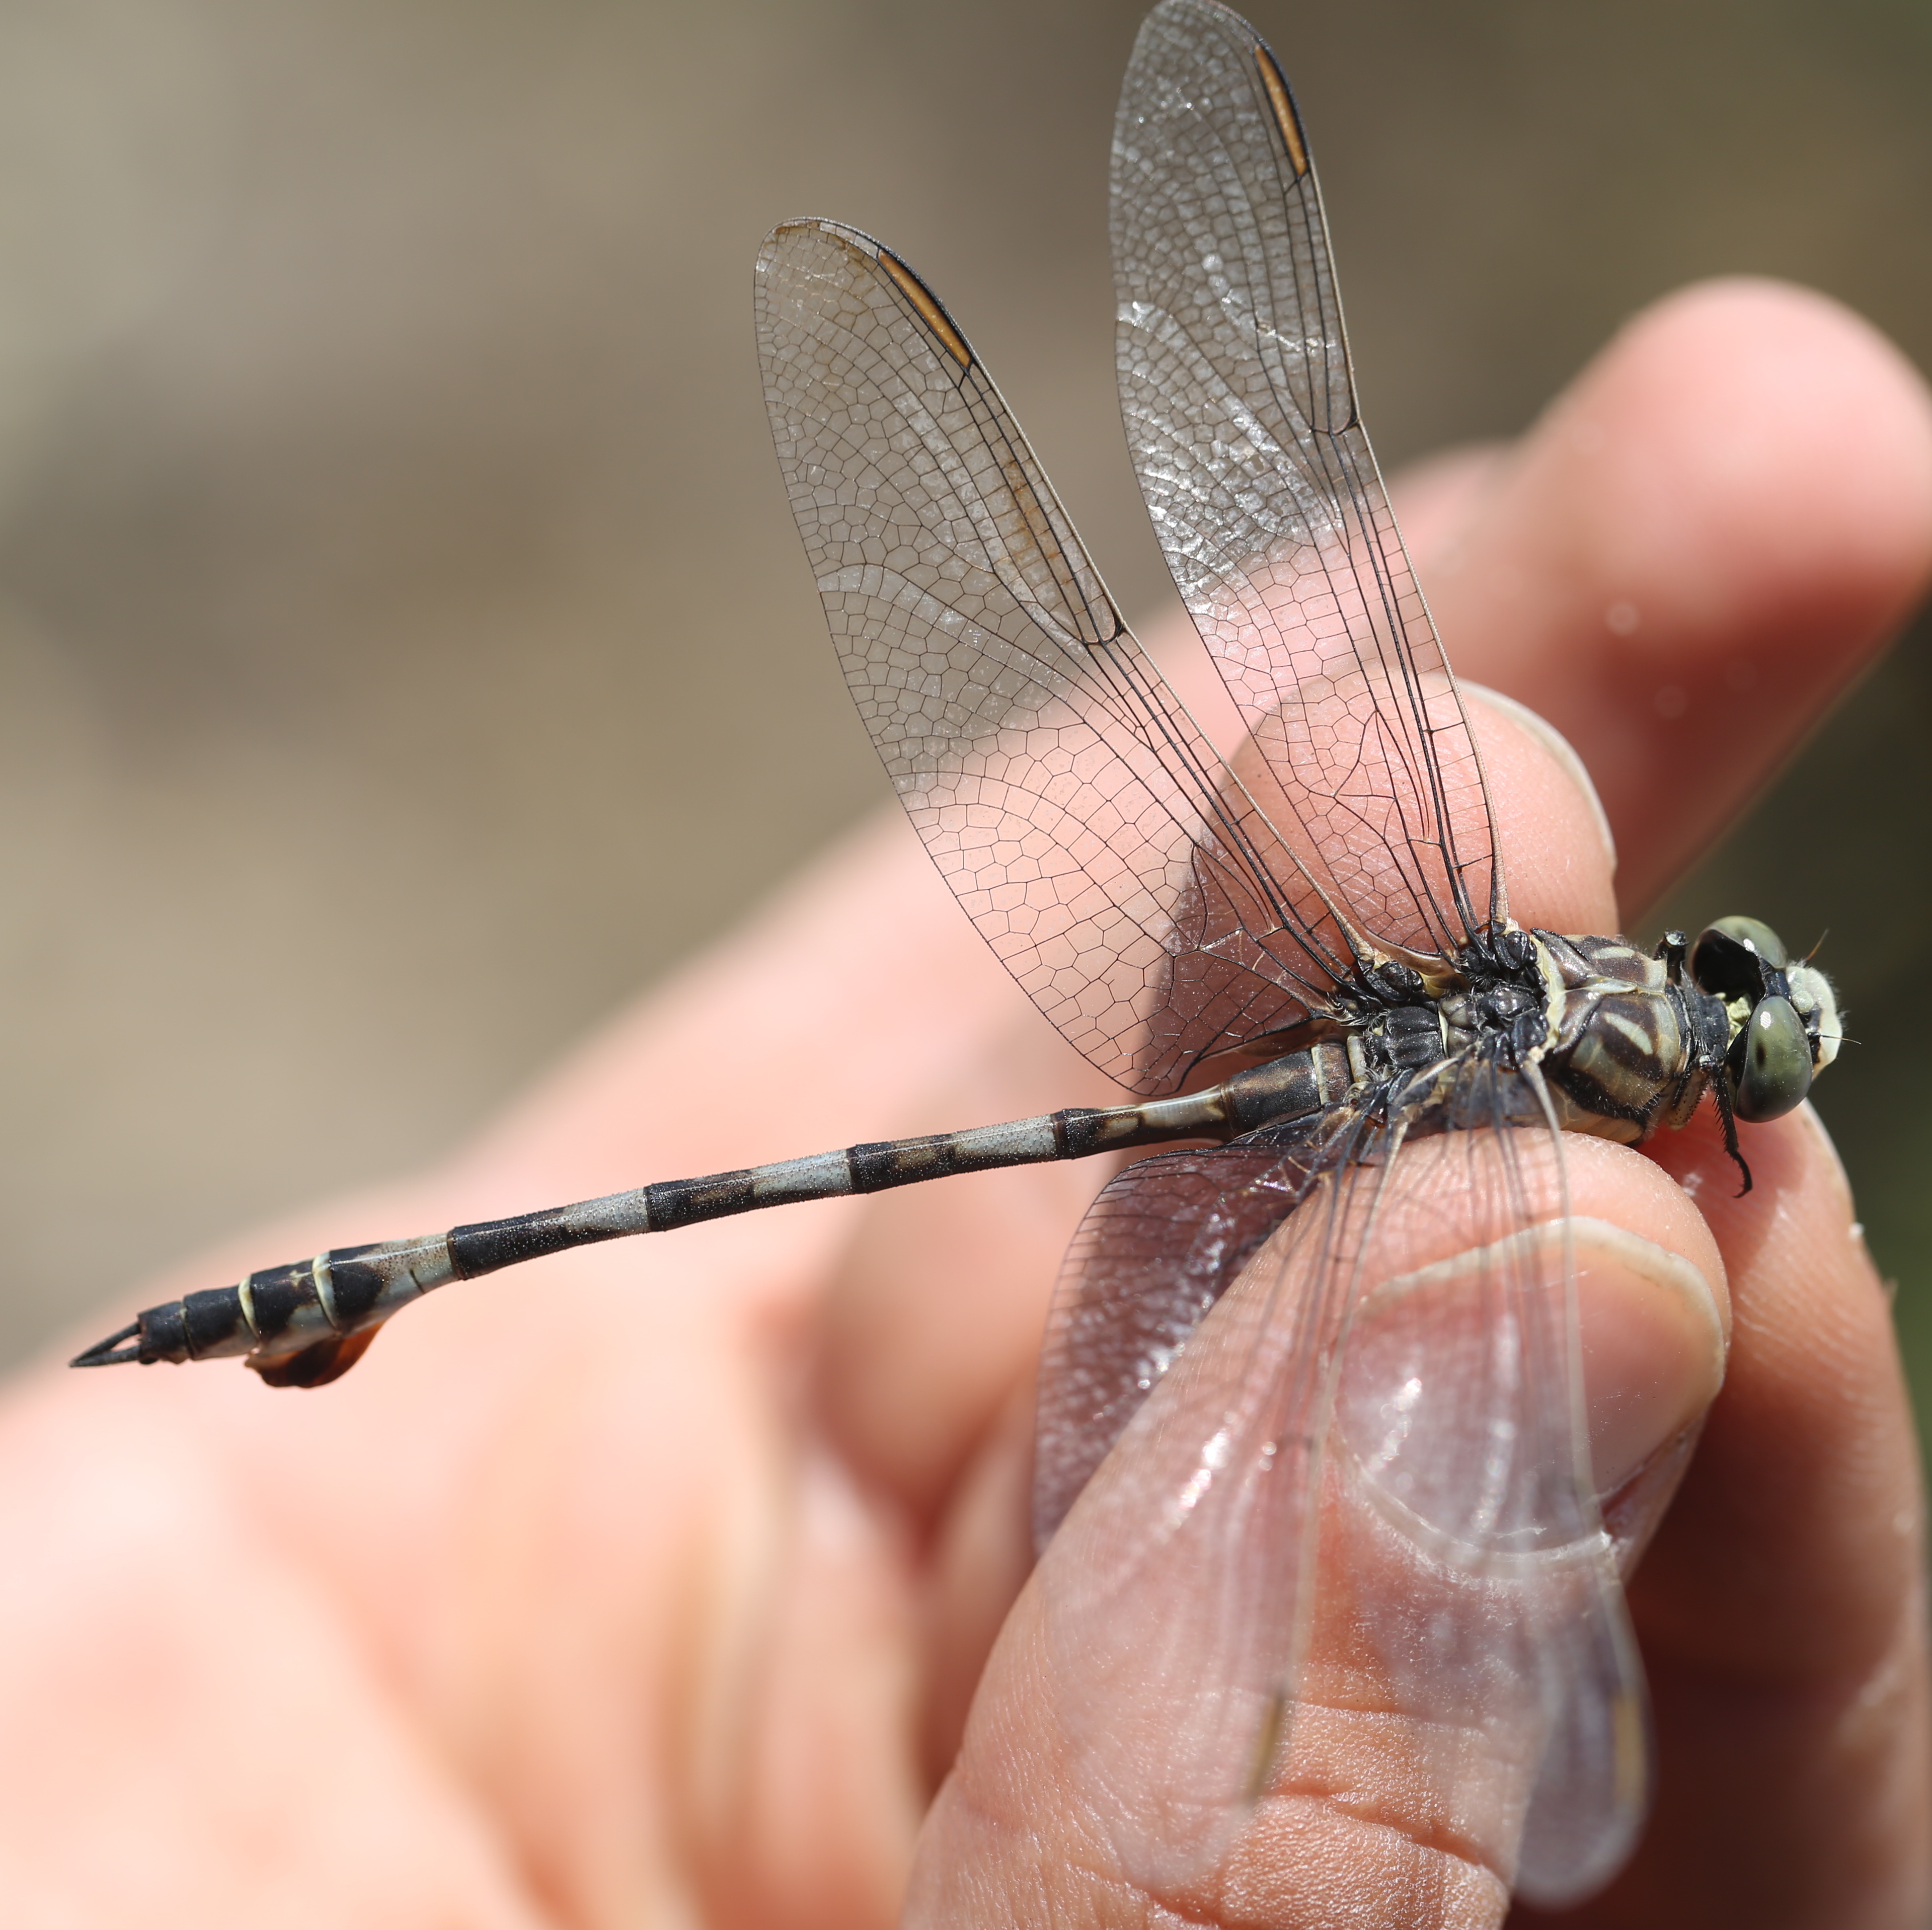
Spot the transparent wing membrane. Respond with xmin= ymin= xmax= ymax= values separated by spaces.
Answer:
xmin=1034 ymin=1138 xmax=1367 ymax=1887
xmin=1033 ymin=1135 xmax=1329 ymax=1552
xmin=1113 ymin=0 xmax=1501 ymax=959
xmin=755 ymin=218 xmax=1358 ymax=1093
xmin=1326 ymin=1124 xmax=1648 ymax=1904
xmin=1035 ymin=1115 xmax=1646 ymax=1902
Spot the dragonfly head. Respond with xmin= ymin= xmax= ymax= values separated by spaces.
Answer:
xmin=1689 ymin=915 xmax=1844 ymax=1123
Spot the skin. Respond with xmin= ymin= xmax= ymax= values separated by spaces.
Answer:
xmin=3 ymin=277 xmax=1929 ymax=1928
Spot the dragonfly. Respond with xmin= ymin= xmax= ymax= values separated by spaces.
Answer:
xmin=74 ymin=0 xmax=1842 ymax=1906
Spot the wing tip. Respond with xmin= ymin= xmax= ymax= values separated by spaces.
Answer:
xmin=1135 ymin=1 xmax=1311 ymax=182
xmin=756 ymin=219 xmax=976 ymax=372
xmin=759 ymin=215 xmax=877 ymax=271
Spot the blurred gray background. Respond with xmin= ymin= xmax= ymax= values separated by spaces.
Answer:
xmin=1 ymin=0 xmax=1928 ymax=1428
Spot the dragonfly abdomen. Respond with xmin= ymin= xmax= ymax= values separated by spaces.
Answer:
xmin=71 ymin=1037 xmax=1353 ymax=1384
xmin=112 ymin=1235 xmax=460 ymax=1387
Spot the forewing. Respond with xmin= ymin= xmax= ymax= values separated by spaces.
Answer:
xmin=1113 ymin=0 xmax=1500 ymax=959
xmin=756 ymin=218 xmax=1349 ymax=1094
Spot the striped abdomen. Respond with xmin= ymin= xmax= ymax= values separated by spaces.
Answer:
xmin=74 ymin=1039 xmax=1355 ymax=1385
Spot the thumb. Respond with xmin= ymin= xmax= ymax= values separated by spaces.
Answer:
xmin=901 ymin=1136 xmax=1726 ymax=1929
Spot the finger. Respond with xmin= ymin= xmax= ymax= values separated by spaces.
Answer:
xmin=1385 ymin=443 xmax=1508 ymax=561
xmin=1410 ymin=278 xmax=1932 ymax=915
xmin=904 ymin=1136 xmax=1728 ymax=1929
xmin=1467 ymin=683 xmax=1619 ymax=937
xmin=1558 ymin=1105 xmax=1929 ymax=1928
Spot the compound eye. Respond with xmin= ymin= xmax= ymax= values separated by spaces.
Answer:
xmin=1733 ymin=994 xmax=1812 ymax=1122
xmin=1690 ymin=915 xmax=1790 ymax=999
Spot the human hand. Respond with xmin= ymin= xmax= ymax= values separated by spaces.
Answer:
xmin=5 ymin=278 xmax=1928 ymax=1929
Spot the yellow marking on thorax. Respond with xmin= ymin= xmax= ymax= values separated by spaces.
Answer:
xmin=1603 ymin=1010 xmax=1659 ymax=1054
xmin=879 ymin=249 xmax=972 ymax=369
xmin=1254 ymin=45 xmax=1308 ymax=177
xmin=1530 ymin=932 xmax=1566 ymax=1054
xmin=1346 ymin=1031 xmax=1371 ymax=1086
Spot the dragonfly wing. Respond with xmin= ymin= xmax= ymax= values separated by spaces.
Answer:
xmin=1033 ymin=1136 xmax=1324 ymax=1552
xmin=1034 ymin=1130 xmax=1374 ymax=1888
xmin=1036 ymin=1110 xmax=1647 ymax=1902
xmin=1328 ymin=1116 xmax=1649 ymax=1905
xmin=757 ymin=219 xmax=1358 ymax=1093
xmin=1113 ymin=0 xmax=1501 ymax=959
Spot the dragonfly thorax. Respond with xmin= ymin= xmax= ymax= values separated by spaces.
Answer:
xmin=1335 ymin=929 xmax=1553 ymax=1085
xmin=1534 ymin=933 xmax=1712 ymax=1146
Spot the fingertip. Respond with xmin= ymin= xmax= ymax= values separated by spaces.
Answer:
xmin=1604 ymin=1101 xmax=1929 ymax=1923
xmin=1640 ymin=1099 xmax=1916 ymax=1671
xmin=1572 ymin=277 xmax=1932 ymax=643
xmin=1463 ymin=683 xmax=1619 ymax=934
xmin=1388 ymin=442 xmax=1509 ymax=562
xmin=1425 ymin=276 xmax=1932 ymax=912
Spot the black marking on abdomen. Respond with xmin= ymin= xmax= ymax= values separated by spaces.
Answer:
xmin=70 ymin=1056 xmax=1351 ymax=1382
xmin=848 ymin=1138 xmax=945 ymax=1191
xmin=448 ymin=1210 xmax=580 ymax=1279
xmin=645 ymin=1170 xmax=767 ymax=1232
xmin=324 ymin=1247 xmax=395 ymax=1325
xmin=239 ymin=1263 xmax=313 ymax=1341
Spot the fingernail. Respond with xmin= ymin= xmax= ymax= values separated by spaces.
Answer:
xmin=1568 ymin=1215 xmax=1726 ymax=1494
xmin=1340 ymin=1217 xmax=1725 ymax=1514
xmin=1463 ymin=682 xmax=1617 ymax=878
